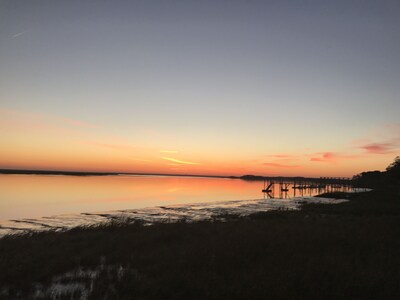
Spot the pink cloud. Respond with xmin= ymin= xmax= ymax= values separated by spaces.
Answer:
xmin=264 ymin=154 xmax=303 ymax=163
xmin=310 ymin=152 xmax=337 ymax=162
xmin=263 ymin=162 xmax=300 ymax=168
xmin=352 ymin=124 xmax=400 ymax=154
xmin=360 ymin=143 xmax=396 ymax=154
xmin=310 ymin=152 xmax=361 ymax=163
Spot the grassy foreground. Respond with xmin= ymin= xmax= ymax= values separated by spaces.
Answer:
xmin=1 ymin=188 xmax=400 ymax=299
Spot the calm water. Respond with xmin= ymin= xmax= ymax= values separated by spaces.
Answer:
xmin=0 ymin=175 xmax=352 ymax=236
xmin=0 ymin=174 xmax=334 ymax=222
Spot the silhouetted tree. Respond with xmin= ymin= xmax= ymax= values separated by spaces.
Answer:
xmin=352 ymin=156 xmax=400 ymax=187
xmin=352 ymin=171 xmax=384 ymax=188
xmin=386 ymin=156 xmax=400 ymax=180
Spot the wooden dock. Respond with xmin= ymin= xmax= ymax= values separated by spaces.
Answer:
xmin=261 ymin=177 xmax=353 ymax=199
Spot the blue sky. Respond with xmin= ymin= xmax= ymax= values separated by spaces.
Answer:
xmin=1 ymin=0 xmax=399 ymax=176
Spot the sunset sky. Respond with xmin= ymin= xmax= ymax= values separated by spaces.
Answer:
xmin=1 ymin=0 xmax=399 ymax=177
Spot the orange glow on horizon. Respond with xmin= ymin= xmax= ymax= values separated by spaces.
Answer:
xmin=1 ymin=108 xmax=398 ymax=178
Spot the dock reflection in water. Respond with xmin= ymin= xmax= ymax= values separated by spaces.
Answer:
xmin=261 ymin=178 xmax=352 ymax=199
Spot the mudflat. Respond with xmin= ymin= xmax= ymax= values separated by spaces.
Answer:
xmin=0 ymin=188 xmax=399 ymax=299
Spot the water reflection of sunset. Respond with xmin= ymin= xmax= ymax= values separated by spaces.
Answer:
xmin=0 ymin=175 xmax=264 ymax=221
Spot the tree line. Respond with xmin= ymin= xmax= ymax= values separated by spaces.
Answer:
xmin=352 ymin=156 xmax=400 ymax=188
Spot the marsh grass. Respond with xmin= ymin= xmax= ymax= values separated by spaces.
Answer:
xmin=1 ymin=188 xmax=399 ymax=299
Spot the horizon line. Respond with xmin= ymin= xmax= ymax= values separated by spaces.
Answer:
xmin=0 ymin=168 xmax=352 ymax=180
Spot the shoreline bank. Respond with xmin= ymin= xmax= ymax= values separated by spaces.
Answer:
xmin=1 ymin=188 xmax=399 ymax=299
xmin=0 ymin=195 xmax=348 ymax=238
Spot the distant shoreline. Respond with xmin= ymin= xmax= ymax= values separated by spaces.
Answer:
xmin=0 ymin=168 xmax=236 ymax=179
xmin=0 ymin=168 xmax=351 ymax=183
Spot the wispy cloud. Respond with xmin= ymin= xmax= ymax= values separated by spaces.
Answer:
xmin=160 ymin=150 xmax=178 ymax=154
xmin=353 ymin=124 xmax=400 ymax=155
xmin=12 ymin=30 xmax=28 ymax=38
xmin=310 ymin=152 xmax=336 ymax=162
xmin=264 ymin=154 xmax=303 ymax=163
xmin=161 ymin=157 xmax=200 ymax=165
xmin=360 ymin=143 xmax=396 ymax=154
xmin=263 ymin=162 xmax=300 ymax=168
xmin=310 ymin=152 xmax=361 ymax=163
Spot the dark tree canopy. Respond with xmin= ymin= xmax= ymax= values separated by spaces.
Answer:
xmin=386 ymin=156 xmax=400 ymax=179
xmin=353 ymin=156 xmax=400 ymax=187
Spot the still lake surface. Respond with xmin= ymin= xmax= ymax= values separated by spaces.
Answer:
xmin=0 ymin=174 xmax=330 ymax=221
xmin=0 ymin=174 xmax=348 ymax=236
